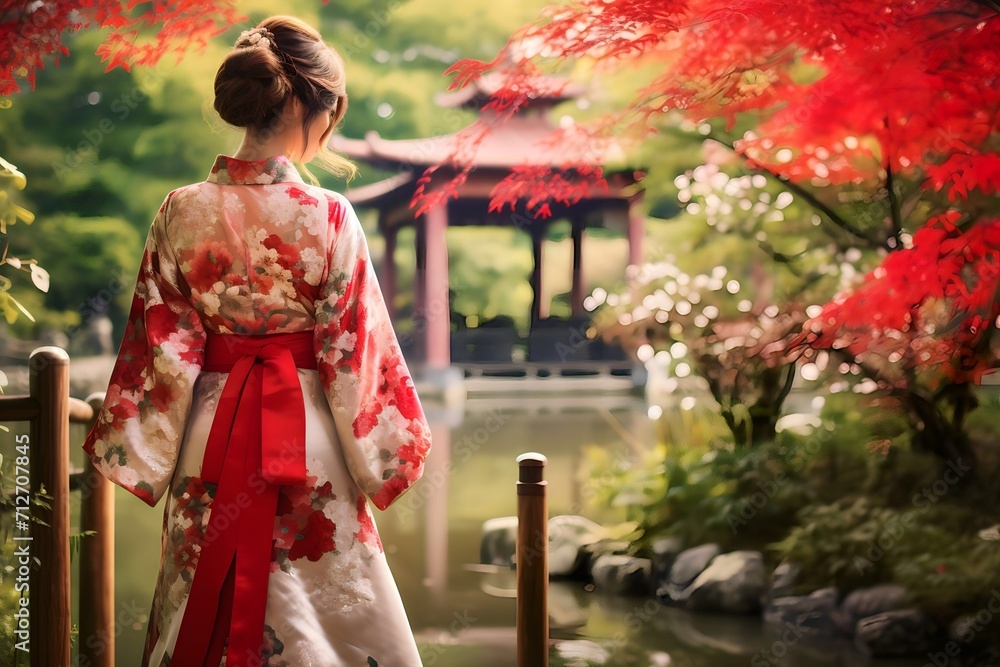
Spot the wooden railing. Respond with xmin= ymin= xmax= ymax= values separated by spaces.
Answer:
xmin=0 ymin=346 xmax=114 ymax=667
xmin=4 ymin=349 xmax=550 ymax=666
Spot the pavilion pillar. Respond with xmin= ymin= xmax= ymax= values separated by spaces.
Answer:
xmin=570 ymin=217 xmax=585 ymax=316
xmin=414 ymin=219 xmax=427 ymax=364
xmin=423 ymin=203 xmax=450 ymax=369
xmin=381 ymin=222 xmax=397 ymax=322
xmin=626 ymin=197 xmax=645 ymax=309
xmin=529 ymin=224 xmax=547 ymax=323
xmin=626 ymin=197 xmax=644 ymax=269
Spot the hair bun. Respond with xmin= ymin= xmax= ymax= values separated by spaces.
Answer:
xmin=213 ymin=44 xmax=292 ymax=129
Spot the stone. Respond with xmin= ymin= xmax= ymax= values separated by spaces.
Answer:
xmin=682 ymin=550 xmax=767 ymax=614
xmin=480 ymin=516 xmax=518 ymax=567
xmin=578 ymin=539 xmax=630 ymax=580
xmin=657 ymin=543 xmax=720 ymax=603
xmin=481 ymin=515 xmax=629 ymax=579
xmin=976 ymin=524 xmax=1000 ymax=542
xmin=854 ymin=609 xmax=936 ymax=657
xmin=555 ymin=640 xmax=610 ymax=665
xmin=650 ymin=536 xmax=685 ymax=580
xmin=592 ymin=554 xmax=653 ymax=596
xmin=763 ymin=588 xmax=846 ymax=637
xmin=548 ymin=515 xmax=607 ymax=578
xmin=765 ymin=561 xmax=800 ymax=604
xmin=838 ymin=584 xmax=908 ymax=634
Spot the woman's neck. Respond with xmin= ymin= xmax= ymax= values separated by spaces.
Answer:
xmin=232 ymin=129 xmax=302 ymax=162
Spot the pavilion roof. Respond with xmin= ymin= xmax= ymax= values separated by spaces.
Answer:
xmin=334 ymin=73 xmax=641 ymax=210
xmin=331 ymin=112 xmax=628 ymax=172
xmin=433 ymin=72 xmax=587 ymax=109
xmin=341 ymin=172 xmax=417 ymax=208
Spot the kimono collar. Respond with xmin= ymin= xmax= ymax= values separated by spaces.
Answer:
xmin=207 ymin=154 xmax=306 ymax=185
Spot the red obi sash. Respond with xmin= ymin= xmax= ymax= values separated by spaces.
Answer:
xmin=171 ymin=330 xmax=316 ymax=666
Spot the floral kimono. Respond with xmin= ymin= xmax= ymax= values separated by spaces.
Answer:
xmin=82 ymin=154 xmax=432 ymax=666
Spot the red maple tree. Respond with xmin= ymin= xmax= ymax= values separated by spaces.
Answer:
xmin=432 ymin=1 xmax=998 ymax=213
xmin=0 ymin=1 xmax=243 ymax=96
xmin=791 ymin=213 xmax=1000 ymax=463
xmin=432 ymin=0 xmax=1000 ymax=463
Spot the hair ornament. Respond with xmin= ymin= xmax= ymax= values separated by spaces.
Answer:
xmin=236 ymin=27 xmax=276 ymax=50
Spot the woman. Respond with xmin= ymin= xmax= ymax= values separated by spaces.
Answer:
xmin=83 ymin=16 xmax=431 ymax=667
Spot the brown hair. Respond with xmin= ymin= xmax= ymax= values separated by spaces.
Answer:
xmin=213 ymin=15 xmax=355 ymax=178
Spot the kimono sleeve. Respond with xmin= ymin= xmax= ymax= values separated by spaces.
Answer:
xmin=82 ymin=192 xmax=206 ymax=507
xmin=313 ymin=193 xmax=432 ymax=511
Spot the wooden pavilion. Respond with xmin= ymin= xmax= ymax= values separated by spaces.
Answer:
xmin=330 ymin=75 xmax=644 ymax=383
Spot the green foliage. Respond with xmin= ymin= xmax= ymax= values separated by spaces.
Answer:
xmin=0 ymin=0 xmax=566 ymax=340
xmin=631 ymin=423 xmax=870 ymax=554
xmin=6 ymin=214 xmax=141 ymax=338
xmin=446 ymin=227 xmax=535 ymax=333
xmin=594 ymin=390 xmax=1000 ymax=617
xmin=582 ymin=405 xmax=860 ymax=553
xmin=773 ymin=497 xmax=1000 ymax=620
xmin=0 ymin=157 xmax=45 ymax=330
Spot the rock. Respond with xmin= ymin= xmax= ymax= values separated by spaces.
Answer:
xmin=838 ymin=585 xmax=907 ymax=634
xmin=592 ymin=554 xmax=653 ymax=596
xmin=765 ymin=561 xmax=800 ymax=603
xmin=647 ymin=653 xmax=672 ymax=667
xmin=480 ymin=516 xmax=518 ymax=567
xmin=657 ymin=543 xmax=720 ymax=603
xmin=763 ymin=588 xmax=846 ymax=637
xmin=650 ymin=536 xmax=685 ymax=580
xmin=854 ymin=609 xmax=935 ymax=657
xmin=555 ymin=640 xmax=610 ymax=665
xmin=548 ymin=515 xmax=608 ymax=577
xmin=482 ymin=515 xmax=628 ymax=579
xmin=682 ymin=550 xmax=767 ymax=614
xmin=578 ymin=539 xmax=630 ymax=580
xmin=977 ymin=524 xmax=1000 ymax=542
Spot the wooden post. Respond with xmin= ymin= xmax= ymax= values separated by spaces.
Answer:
xmin=516 ymin=452 xmax=548 ymax=667
xmin=28 ymin=347 xmax=71 ymax=667
xmin=79 ymin=392 xmax=115 ymax=667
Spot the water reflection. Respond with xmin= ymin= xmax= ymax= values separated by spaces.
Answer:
xmin=379 ymin=394 xmax=929 ymax=667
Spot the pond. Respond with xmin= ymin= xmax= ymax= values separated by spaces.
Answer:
xmin=56 ymin=392 xmax=931 ymax=666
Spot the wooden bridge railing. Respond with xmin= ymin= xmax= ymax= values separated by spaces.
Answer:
xmin=0 ymin=346 xmax=114 ymax=667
